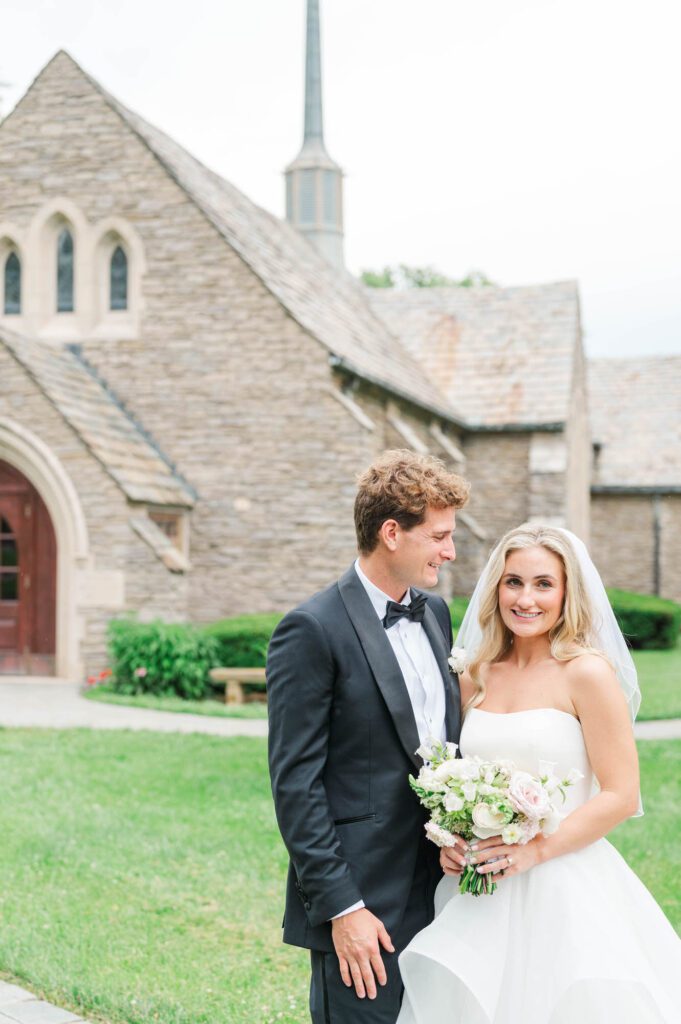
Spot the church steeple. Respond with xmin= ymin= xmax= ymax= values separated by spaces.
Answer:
xmin=285 ymin=0 xmax=344 ymax=269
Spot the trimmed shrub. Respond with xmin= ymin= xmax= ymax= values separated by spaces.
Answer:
xmin=449 ymin=597 xmax=470 ymax=635
xmin=202 ymin=613 xmax=283 ymax=669
xmin=607 ymin=589 xmax=681 ymax=650
xmin=107 ymin=619 xmax=219 ymax=699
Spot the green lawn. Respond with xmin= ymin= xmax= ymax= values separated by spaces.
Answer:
xmin=83 ymin=684 xmax=268 ymax=719
xmin=0 ymin=731 xmax=678 ymax=1024
xmin=634 ymin=643 xmax=681 ymax=720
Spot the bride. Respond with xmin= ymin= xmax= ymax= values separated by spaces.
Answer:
xmin=397 ymin=524 xmax=681 ymax=1024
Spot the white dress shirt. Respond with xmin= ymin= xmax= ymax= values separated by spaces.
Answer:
xmin=331 ymin=561 xmax=447 ymax=920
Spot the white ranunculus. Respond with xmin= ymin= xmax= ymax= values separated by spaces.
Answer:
xmin=471 ymin=802 xmax=508 ymax=839
xmin=444 ymin=791 xmax=465 ymax=813
xmin=448 ymin=646 xmax=467 ymax=674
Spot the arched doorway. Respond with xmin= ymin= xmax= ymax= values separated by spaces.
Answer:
xmin=0 ymin=460 xmax=56 ymax=674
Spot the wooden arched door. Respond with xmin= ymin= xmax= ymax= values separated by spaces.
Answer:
xmin=0 ymin=461 xmax=57 ymax=674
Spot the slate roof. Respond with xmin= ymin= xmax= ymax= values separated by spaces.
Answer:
xmin=63 ymin=54 xmax=454 ymax=424
xmin=589 ymin=356 xmax=681 ymax=490
xmin=0 ymin=326 xmax=195 ymax=507
xmin=368 ymin=281 xmax=581 ymax=429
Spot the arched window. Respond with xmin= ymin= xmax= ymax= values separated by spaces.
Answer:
xmin=3 ymin=252 xmax=21 ymax=315
xmin=110 ymin=245 xmax=128 ymax=311
xmin=57 ymin=228 xmax=74 ymax=312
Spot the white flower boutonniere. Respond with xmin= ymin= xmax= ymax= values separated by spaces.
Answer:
xmin=448 ymin=646 xmax=467 ymax=674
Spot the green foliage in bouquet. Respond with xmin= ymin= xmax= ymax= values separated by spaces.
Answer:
xmin=607 ymin=589 xmax=681 ymax=650
xmin=107 ymin=619 xmax=219 ymax=699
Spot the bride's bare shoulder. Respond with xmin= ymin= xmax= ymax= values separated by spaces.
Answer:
xmin=564 ymin=652 xmax=623 ymax=710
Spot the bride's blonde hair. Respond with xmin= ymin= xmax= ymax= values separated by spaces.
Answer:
xmin=465 ymin=524 xmax=607 ymax=713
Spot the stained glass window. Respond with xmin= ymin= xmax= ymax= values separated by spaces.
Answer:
xmin=4 ymin=252 xmax=21 ymax=315
xmin=110 ymin=245 xmax=128 ymax=311
xmin=57 ymin=228 xmax=74 ymax=312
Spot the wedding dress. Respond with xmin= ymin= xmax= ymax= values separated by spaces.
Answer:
xmin=397 ymin=708 xmax=681 ymax=1024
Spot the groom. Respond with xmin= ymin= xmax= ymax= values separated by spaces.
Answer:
xmin=267 ymin=450 xmax=470 ymax=1023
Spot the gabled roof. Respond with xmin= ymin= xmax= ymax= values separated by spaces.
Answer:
xmin=369 ymin=281 xmax=581 ymax=429
xmin=36 ymin=52 xmax=454 ymax=424
xmin=589 ymin=356 xmax=681 ymax=491
xmin=0 ymin=326 xmax=195 ymax=507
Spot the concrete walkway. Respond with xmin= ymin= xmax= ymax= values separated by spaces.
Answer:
xmin=0 ymin=979 xmax=87 ymax=1024
xmin=0 ymin=679 xmax=268 ymax=737
xmin=1 ymin=678 xmax=679 ymax=739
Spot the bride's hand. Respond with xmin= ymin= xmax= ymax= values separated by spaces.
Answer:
xmin=440 ymin=833 xmax=469 ymax=875
xmin=467 ymin=834 xmax=547 ymax=879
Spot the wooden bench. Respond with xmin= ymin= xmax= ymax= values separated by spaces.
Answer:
xmin=209 ymin=667 xmax=266 ymax=705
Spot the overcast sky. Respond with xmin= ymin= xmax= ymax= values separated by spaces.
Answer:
xmin=2 ymin=0 xmax=679 ymax=358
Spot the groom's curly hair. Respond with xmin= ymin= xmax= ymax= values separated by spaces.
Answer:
xmin=354 ymin=449 xmax=470 ymax=554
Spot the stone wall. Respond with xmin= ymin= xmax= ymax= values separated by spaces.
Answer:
xmin=455 ymin=433 xmax=532 ymax=594
xmin=660 ymin=496 xmax=681 ymax=604
xmin=591 ymin=495 xmax=655 ymax=595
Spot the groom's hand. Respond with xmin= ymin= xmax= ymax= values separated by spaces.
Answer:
xmin=331 ymin=907 xmax=394 ymax=999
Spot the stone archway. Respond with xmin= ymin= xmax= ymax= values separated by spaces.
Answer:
xmin=0 ymin=460 xmax=57 ymax=673
xmin=0 ymin=417 xmax=89 ymax=680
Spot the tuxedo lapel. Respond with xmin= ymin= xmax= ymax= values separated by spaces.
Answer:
xmin=338 ymin=566 xmax=421 ymax=771
xmin=421 ymin=603 xmax=461 ymax=743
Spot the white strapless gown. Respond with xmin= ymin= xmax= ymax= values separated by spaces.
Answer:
xmin=397 ymin=708 xmax=681 ymax=1024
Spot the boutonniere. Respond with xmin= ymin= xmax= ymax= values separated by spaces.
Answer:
xmin=447 ymin=646 xmax=467 ymax=674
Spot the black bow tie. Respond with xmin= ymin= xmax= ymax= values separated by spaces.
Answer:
xmin=383 ymin=591 xmax=428 ymax=630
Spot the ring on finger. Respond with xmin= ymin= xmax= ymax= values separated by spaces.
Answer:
xmin=507 ymin=856 xmax=514 ymax=867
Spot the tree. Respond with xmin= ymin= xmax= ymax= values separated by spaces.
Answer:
xmin=360 ymin=264 xmax=495 ymax=289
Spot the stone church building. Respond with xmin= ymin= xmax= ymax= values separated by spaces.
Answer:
xmin=0 ymin=9 xmax=674 ymax=678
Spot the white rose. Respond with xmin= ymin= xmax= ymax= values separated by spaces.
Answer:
xmin=444 ymin=791 xmax=464 ymax=813
xmin=508 ymin=771 xmax=551 ymax=820
xmin=448 ymin=646 xmax=467 ymax=674
xmin=471 ymin=802 xmax=508 ymax=839
xmin=419 ymin=768 xmax=446 ymax=792
xmin=444 ymin=741 xmax=459 ymax=759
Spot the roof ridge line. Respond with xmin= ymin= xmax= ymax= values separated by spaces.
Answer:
xmin=67 ymin=344 xmax=197 ymax=501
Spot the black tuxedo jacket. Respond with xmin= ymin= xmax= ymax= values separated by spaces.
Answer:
xmin=266 ymin=564 xmax=462 ymax=952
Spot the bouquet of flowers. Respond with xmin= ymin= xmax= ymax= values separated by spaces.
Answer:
xmin=410 ymin=738 xmax=583 ymax=896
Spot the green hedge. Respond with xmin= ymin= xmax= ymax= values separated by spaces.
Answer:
xmin=448 ymin=590 xmax=680 ymax=651
xmin=607 ymin=589 xmax=681 ymax=650
xmin=449 ymin=596 xmax=470 ymax=634
xmin=202 ymin=613 xmax=283 ymax=669
xmin=107 ymin=619 xmax=219 ymax=699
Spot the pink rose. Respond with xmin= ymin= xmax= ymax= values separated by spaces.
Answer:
xmin=508 ymin=772 xmax=551 ymax=820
